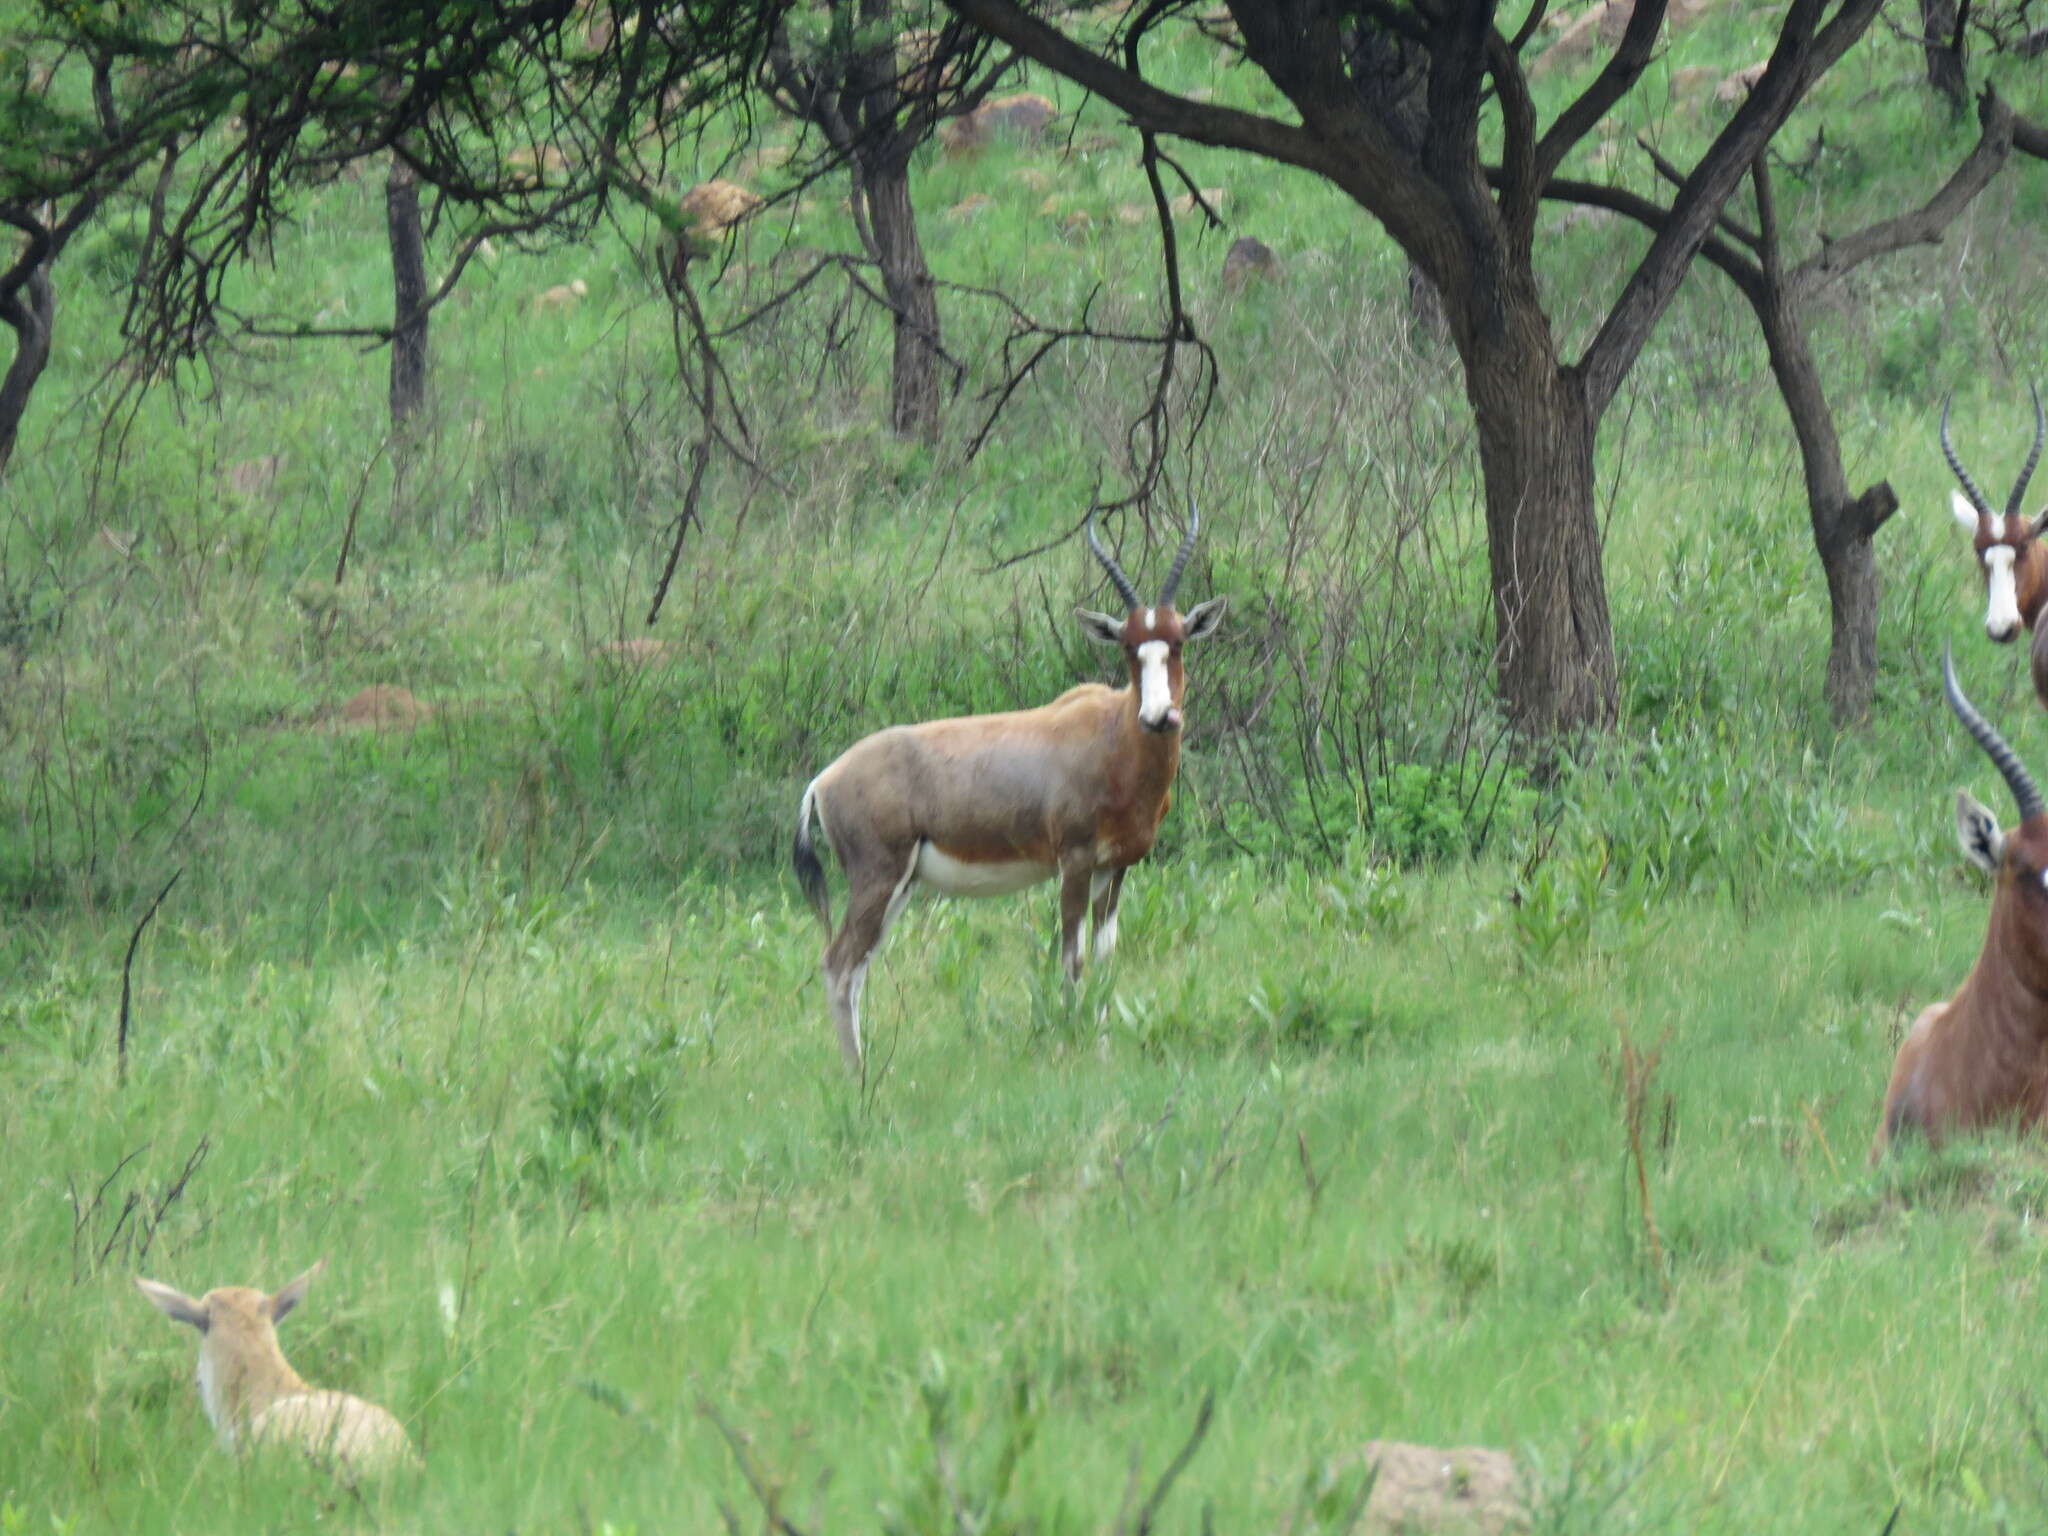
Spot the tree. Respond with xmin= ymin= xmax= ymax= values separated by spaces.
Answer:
xmin=385 ymin=157 xmax=431 ymax=425
xmin=1548 ymin=89 xmax=2025 ymax=723
xmin=0 ymin=22 xmax=216 ymax=472
xmin=941 ymin=0 xmax=1885 ymax=738
xmin=763 ymin=5 xmax=1013 ymax=444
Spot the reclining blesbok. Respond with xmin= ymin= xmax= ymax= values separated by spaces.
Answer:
xmin=793 ymin=507 xmax=1225 ymax=1072
xmin=135 ymin=1261 xmax=420 ymax=1476
xmin=1943 ymin=387 xmax=2046 ymax=653
xmin=1875 ymin=646 xmax=2048 ymax=1157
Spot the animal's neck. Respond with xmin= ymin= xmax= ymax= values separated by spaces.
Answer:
xmin=202 ymin=1339 xmax=310 ymax=1444
xmin=1958 ymin=898 xmax=2048 ymax=1048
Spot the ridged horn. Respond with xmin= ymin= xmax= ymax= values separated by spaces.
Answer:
xmin=2005 ymin=380 xmax=2046 ymax=524
xmin=1085 ymin=510 xmax=1140 ymax=611
xmin=1942 ymin=394 xmax=1997 ymax=521
xmin=1158 ymin=501 xmax=1199 ymax=607
xmin=1943 ymin=642 xmax=2044 ymax=825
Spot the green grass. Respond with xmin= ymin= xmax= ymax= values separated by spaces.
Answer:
xmin=9 ymin=855 xmax=2048 ymax=1532
xmin=7 ymin=7 xmax=2048 ymax=1533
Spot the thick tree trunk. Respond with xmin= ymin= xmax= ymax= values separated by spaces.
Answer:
xmin=0 ymin=262 xmax=56 ymax=476
xmin=858 ymin=156 xmax=942 ymax=445
xmin=1756 ymin=287 xmax=1896 ymax=725
xmin=1461 ymin=307 xmax=1618 ymax=739
xmin=1919 ymin=0 xmax=1967 ymax=118
xmin=385 ymin=158 xmax=430 ymax=426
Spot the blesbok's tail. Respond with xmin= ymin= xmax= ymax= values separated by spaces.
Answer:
xmin=793 ymin=779 xmax=831 ymax=933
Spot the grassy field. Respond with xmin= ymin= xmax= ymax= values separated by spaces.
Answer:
xmin=7 ymin=7 xmax=2048 ymax=1533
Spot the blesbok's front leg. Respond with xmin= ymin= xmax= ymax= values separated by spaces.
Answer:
xmin=1057 ymin=863 xmax=1094 ymax=982
xmin=1091 ymin=868 xmax=1126 ymax=962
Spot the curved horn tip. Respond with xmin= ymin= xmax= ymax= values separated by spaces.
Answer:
xmin=2010 ymin=380 xmax=2048 ymax=519
xmin=1158 ymin=502 xmax=1203 ymax=606
xmin=1085 ymin=509 xmax=1141 ymax=610
xmin=1941 ymin=641 xmax=2046 ymax=826
xmin=1942 ymin=393 xmax=1997 ymax=518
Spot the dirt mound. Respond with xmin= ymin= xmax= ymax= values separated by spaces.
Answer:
xmin=338 ymin=686 xmax=432 ymax=731
xmin=1344 ymin=1442 xmax=1525 ymax=1533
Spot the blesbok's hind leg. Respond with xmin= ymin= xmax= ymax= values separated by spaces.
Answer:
xmin=822 ymin=844 xmax=920 ymax=1074
xmin=1091 ymin=869 xmax=1126 ymax=962
xmin=1057 ymin=863 xmax=1094 ymax=982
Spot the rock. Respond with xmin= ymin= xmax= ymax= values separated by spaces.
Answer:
xmin=1531 ymin=7 xmax=1602 ymax=75
xmin=226 ymin=455 xmax=286 ymax=498
xmin=681 ymin=178 xmax=763 ymax=239
xmin=1222 ymin=236 xmax=1280 ymax=290
xmin=1716 ymin=61 xmax=1769 ymax=104
xmin=531 ymin=279 xmax=588 ymax=313
xmin=896 ymin=26 xmax=960 ymax=96
xmin=593 ymin=639 xmax=678 ymax=666
xmin=939 ymin=93 xmax=1058 ymax=155
xmin=946 ymin=193 xmax=994 ymax=221
xmin=1596 ymin=0 xmax=1635 ymax=44
xmin=1668 ymin=64 xmax=1717 ymax=104
xmin=506 ymin=144 xmax=570 ymax=185
xmin=1349 ymin=1442 xmax=1525 ymax=1534
xmin=339 ymin=686 xmax=431 ymax=731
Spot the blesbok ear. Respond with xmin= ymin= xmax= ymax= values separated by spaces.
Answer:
xmin=1952 ymin=490 xmax=1984 ymax=534
xmin=135 ymin=1278 xmax=209 ymax=1331
xmin=1957 ymin=790 xmax=2005 ymax=873
xmin=1073 ymin=607 xmax=1126 ymax=645
xmin=1181 ymin=597 xmax=1227 ymax=641
xmin=268 ymin=1260 xmax=325 ymax=1324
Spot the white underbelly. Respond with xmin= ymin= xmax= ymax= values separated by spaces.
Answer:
xmin=915 ymin=844 xmax=1055 ymax=897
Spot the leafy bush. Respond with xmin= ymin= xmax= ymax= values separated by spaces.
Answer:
xmin=1367 ymin=753 xmax=1535 ymax=866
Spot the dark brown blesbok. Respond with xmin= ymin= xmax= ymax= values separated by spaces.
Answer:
xmin=793 ymin=508 xmax=1225 ymax=1072
xmin=1876 ymin=646 xmax=2048 ymax=1156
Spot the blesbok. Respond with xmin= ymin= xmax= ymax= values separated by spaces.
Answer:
xmin=1874 ymin=646 xmax=2048 ymax=1158
xmin=135 ymin=1261 xmax=421 ymax=1476
xmin=1943 ymin=387 xmax=2046 ymax=647
xmin=793 ymin=507 xmax=1226 ymax=1072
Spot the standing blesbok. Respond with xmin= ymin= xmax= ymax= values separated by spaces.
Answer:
xmin=793 ymin=507 xmax=1226 ymax=1072
xmin=1874 ymin=646 xmax=2048 ymax=1158
xmin=135 ymin=1261 xmax=421 ymax=1476
xmin=1944 ymin=387 xmax=2047 ymax=648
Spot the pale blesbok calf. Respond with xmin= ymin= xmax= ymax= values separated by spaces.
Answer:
xmin=793 ymin=507 xmax=1226 ymax=1072
xmin=1875 ymin=647 xmax=2048 ymax=1157
xmin=1944 ymin=387 xmax=2046 ymax=649
xmin=135 ymin=1261 xmax=421 ymax=1475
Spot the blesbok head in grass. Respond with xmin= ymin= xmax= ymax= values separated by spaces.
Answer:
xmin=1874 ymin=646 xmax=2048 ymax=1158
xmin=1944 ymin=386 xmax=2047 ymax=645
xmin=792 ymin=504 xmax=1225 ymax=1073
xmin=135 ymin=1260 xmax=421 ymax=1477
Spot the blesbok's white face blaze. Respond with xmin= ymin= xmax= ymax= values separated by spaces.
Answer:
xmin=1984 ymin=545 xmax=2022 ymax=641
xmin=1134 ymin=640 xmax=1174 ymax=729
